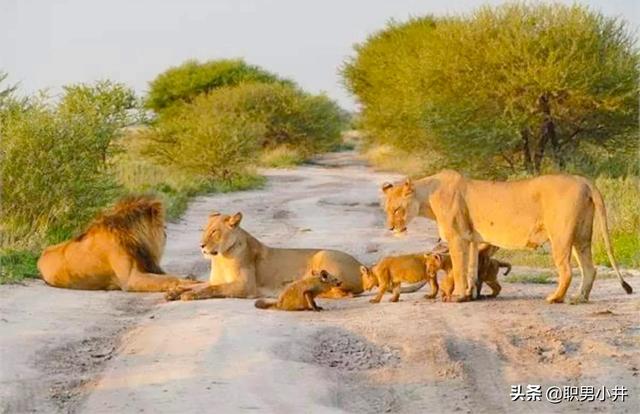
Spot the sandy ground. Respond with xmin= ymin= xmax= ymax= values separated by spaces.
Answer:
xmin=1 ymin=151 xmax=638 ymax=414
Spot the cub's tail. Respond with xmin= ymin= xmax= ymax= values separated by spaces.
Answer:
xmin=254 ymin=299 xmax=278 ymax=309
xmin=497 ymin=260 xmax=512 ymax=276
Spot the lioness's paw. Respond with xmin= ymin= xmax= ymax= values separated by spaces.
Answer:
xmin=568 ymin=295 xmax=588 ymax=305
xmin=164 ymin=289 xmax=183 ymax=301
xmin=545 ymin=293 xmax=564 ymax=304
xmin=180 ymin=291 xmax=198 ymax=301
xmin=450 ymin=294 xmax=470 ymax=303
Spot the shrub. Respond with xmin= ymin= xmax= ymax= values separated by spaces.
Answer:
xmin=146 ymin=82 xmax=347 ymax=176
xmin=143 ymin=100 xmax=264 ymax=180
xmin=0 ymin=81 xmax=137 ymax=249
xmin=146 ymin=59 xmax=290 ymax=112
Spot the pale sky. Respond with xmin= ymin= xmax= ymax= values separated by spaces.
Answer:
xmin=1 ymin=0 xmax=638 ymax=110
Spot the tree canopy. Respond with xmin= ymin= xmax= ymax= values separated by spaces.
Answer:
xmin=342 ymin=3 xmax=639 ymax=177
xmin=146 ymin=59 xmax=291 ymax=113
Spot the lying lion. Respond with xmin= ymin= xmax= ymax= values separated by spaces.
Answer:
xmin=38 ymin=196 xmax=197 ymax=292
xmin=382 ymin=171 xmax=632 ymax=303
xmin=424 ymin=251 xmax=511 ymax=301
xmin=254 ymin=269 xmax=341 ymax=311
xmin=360 ymin=254 xmax=435 ymax=303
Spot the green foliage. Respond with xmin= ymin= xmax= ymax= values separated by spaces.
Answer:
xmin=113 ymin=130 xmax=265 ymax=220
xmin=0 ymin=250 xmax=39 ymax=284
xmin=0 ymin=82 xmax=135 ymax=249
xmin=259 ymin=146 xmax=305 ymax=168
xmin=343 ymin=3 xmax=639 ymax=178
xmin=592 ymin=177 xmax=640 ymax=267
xmin=504 ymin=273 xmax=554 ymax=284
xmin=146 ymin=82 xmax=347 ymax=177
xmin=146 ymin=59 xmax=289 ymax=112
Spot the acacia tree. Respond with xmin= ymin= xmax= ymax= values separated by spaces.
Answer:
xmin=343 ymin=3 xmax=639 ymax=177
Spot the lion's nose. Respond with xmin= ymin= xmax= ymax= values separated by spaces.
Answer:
xmin=200 ymin=244 xmax=205 ymax=248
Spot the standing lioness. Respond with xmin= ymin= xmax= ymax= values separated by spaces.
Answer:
xmin=382 ymin=171 xmax=632 ymax=304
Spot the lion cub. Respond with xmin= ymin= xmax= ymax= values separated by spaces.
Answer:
xmin=254 ymin=270 xmax=342 ymax=311
xmin=360 ymin=254 xmax=437 ymax=303
xmin=424 ymin=251 xmax=511 ymax=301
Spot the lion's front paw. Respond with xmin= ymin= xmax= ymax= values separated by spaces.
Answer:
xmin=545 ymin=293 xmax=565 ymax=304
xmin=164 ymin=288 xmax=185 ymax=301
xmin=424 ymin=293 xmax=437 ymax=299
xmin=180 ymin=291 xmax=198 ymax=301
xmin=568 ymin=295 xmax=588 ymax=305
xmin=450 ymin=294 xmax=470 ymax=303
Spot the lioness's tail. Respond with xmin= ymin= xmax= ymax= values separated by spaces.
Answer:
xmin=400 ymin=281 xmax=428 ymax=293
xmin=589 ymin=183 xmax=632 ymax=294
xmin=496 ymin=260 xmax=512 ymax=276
xmin=254 ymin=299 xmax=278 ymax=309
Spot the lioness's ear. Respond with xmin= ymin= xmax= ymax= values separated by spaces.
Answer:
xmin=359 ymin=265 xmax=368 ymax=275
xmin=402 ymin=178 xmax=415 ymax=196
xmin=319 ymin=270 xmax=329 ymax=281
xmin=226 ymin=212 xmax=243 ymax=228
xmin=311 ymin=269 xmax=319 ymax=277
xmin=381 ymin=182 xmax=393 ymax=193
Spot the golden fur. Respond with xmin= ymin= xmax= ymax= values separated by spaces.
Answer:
xmin=254 ymin=270 xmax=342 ymax=311
xmin=360 ymin=254 xmax=436 ymax=303
xmin=37 ymin=196 xmax=197 ymax=292
xmin=424 ymin=251 xmax=511 ymax=301
xmin=166 ymin=212 xmax=366 ymax=301
xmin=382 ymin=171 xmax=632 ymax=304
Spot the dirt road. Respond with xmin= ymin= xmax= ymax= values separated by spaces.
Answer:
xmin=1 ymin=151 xmax=638 ymax=413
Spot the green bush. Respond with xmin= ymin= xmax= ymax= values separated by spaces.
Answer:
xmin=343 ymin=3 xmax=639 ymax=178
xmin=593 ymin=177 xmax=640 ymax=267
xmin=146 ymin=59 xmax=290 ymax=112
xmin=143 ymin=100 xmax=265 ymax=180
xmin=0 ymin=81 xmax=136 ymax=249
xmin=146 ymin=82 xmax=347 ymax=176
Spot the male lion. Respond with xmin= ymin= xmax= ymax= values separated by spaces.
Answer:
xmin=38 ymin=196 xmax=197 ymax=292
xmin=381 ymin=171 xmax=632 ymax=304
xmin=165 ymin=212 xmax=428 ymax=301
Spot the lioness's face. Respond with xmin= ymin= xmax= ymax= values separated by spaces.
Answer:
xmin=359 ymin=265 xmax=378 ymax=291
xmin=381 ymin=180 xmax=419 ymax=234
xmin=313 ymin=269 xmax=342 ymax=287
xmin=200 ymin=212 xmax=243 ymax=258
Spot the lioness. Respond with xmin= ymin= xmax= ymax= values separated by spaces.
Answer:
xmin=382 ymin=171 xmax=632 ymax=304
xmin=360 ymin=254 xmax=436 ymax=303
xmin=254 ymin=270 xmax=342 ymax=311
xmin=38 ymin=196 xmax=197 ymax=292
xmin=424 ymin=251 xmax=511 ymax=301
xmin=166 ymin=212 xmax=371 ymax=300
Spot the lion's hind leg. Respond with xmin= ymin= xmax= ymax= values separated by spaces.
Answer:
xmin=546 ymin=235 xmax=573 ymax=304
xmin=569 ymin=245 xmax=596 ymax=305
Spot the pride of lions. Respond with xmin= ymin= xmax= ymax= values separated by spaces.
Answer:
xmin=38 ymin=170 xmax=633 ymax=309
